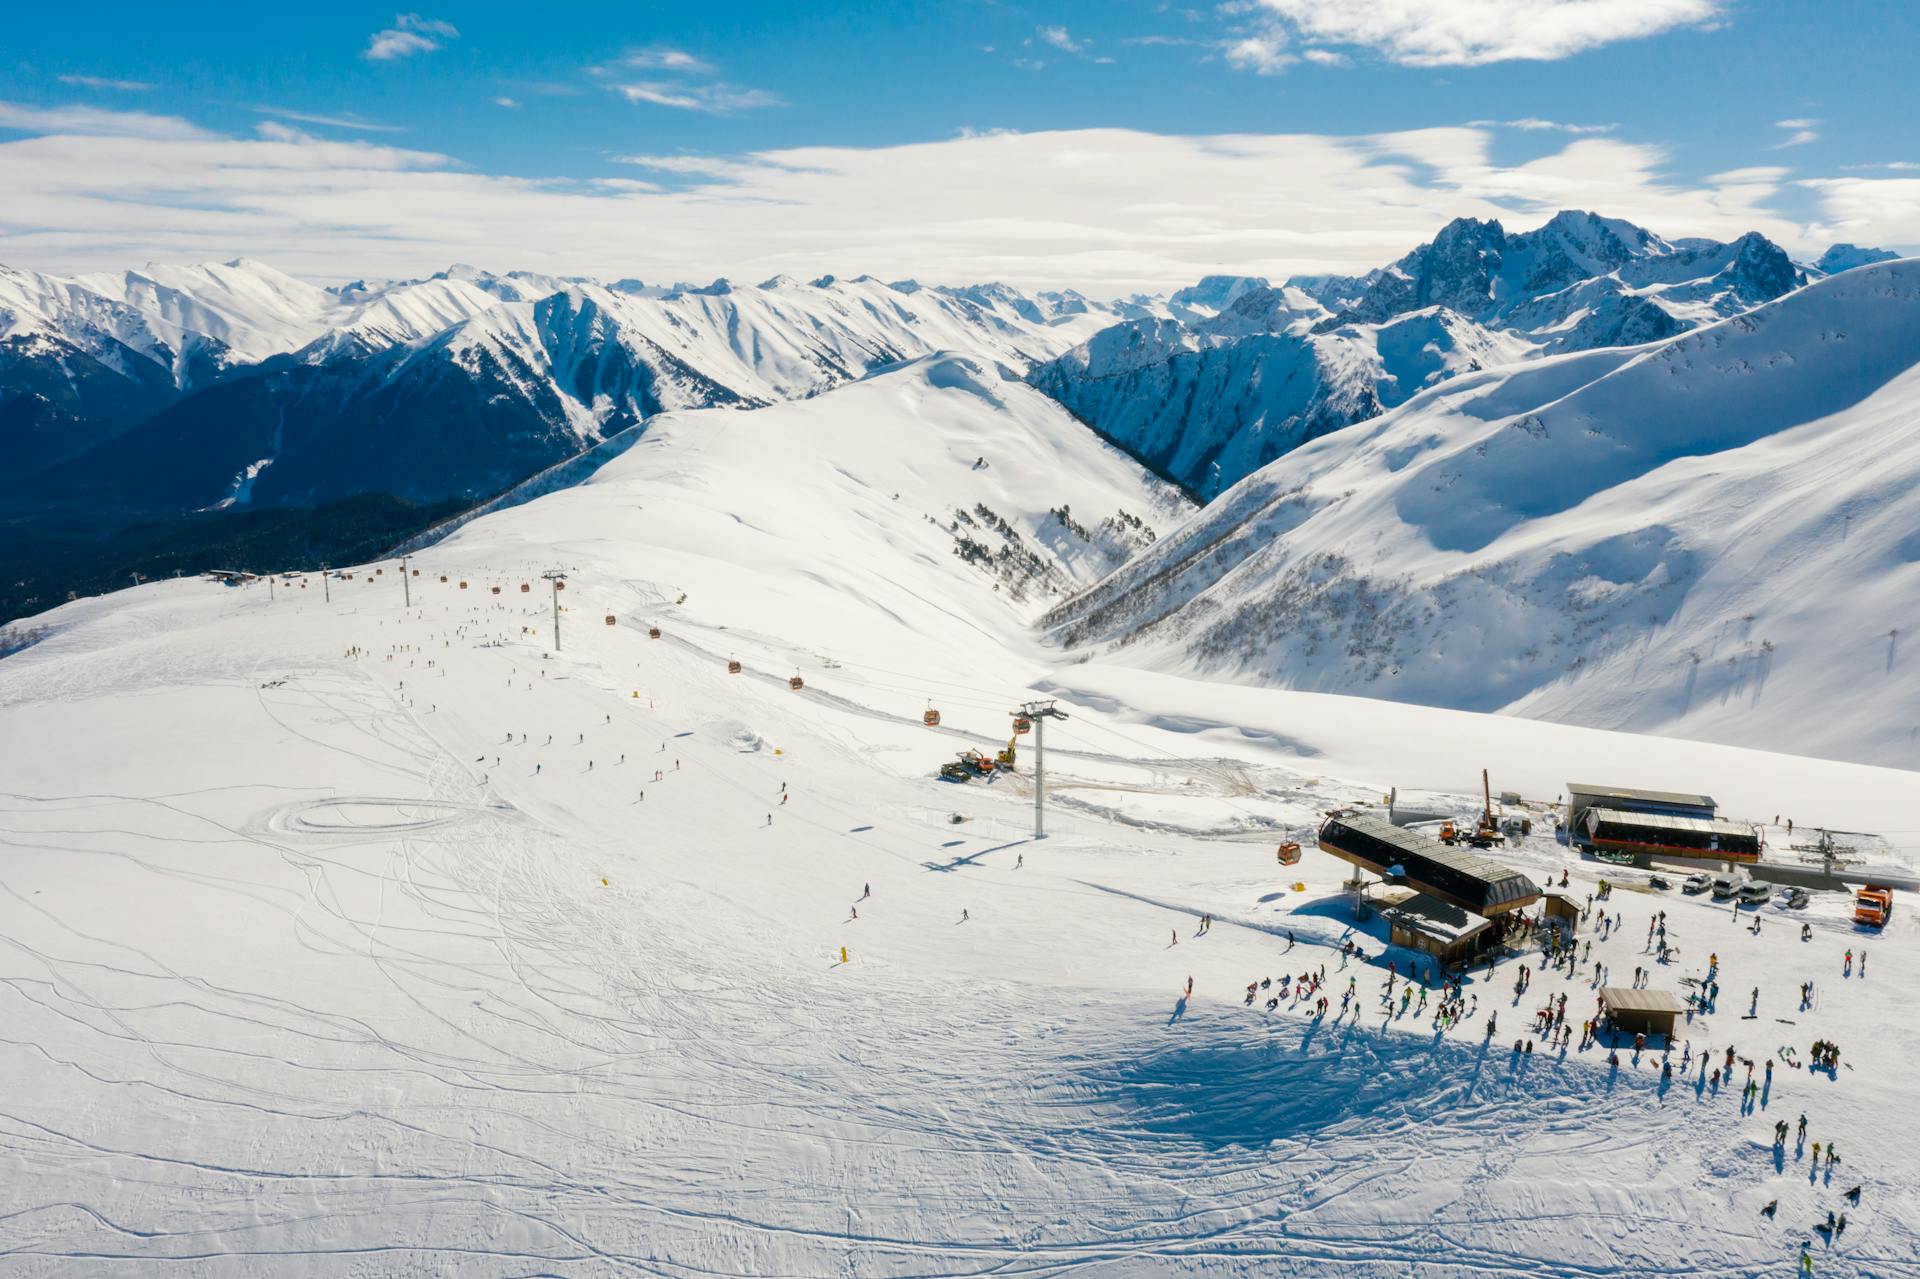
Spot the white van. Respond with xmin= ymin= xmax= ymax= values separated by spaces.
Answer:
xmin=1711 ymin=875 xmax=1739 ymax=900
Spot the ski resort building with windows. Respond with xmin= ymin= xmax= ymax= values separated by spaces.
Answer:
xmin=1564 ymin=783 xmax=1717 ymax=849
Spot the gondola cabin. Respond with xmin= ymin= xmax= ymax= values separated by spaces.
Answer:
xmin=648 ymin=627 xmax=661 ymax=639
xmin=924 ymin=707 xmax=942 ymax=727
xmin=1276 ymin=842 xmax=1302 ymax=866
xmin=727 ymin=659 xmax=742 ymax=674
xmin=521 ymin=583 xmax=530 ymax=593
xmin=491 ymin=586 xmax=500 ymax=594
xmin=459 ymin=580 xmax=468 ymax=589
xmin=1013 ymin=716 xmax=1031 ymax=736
xmin=789 ymin=675 xmax=805 ymax=690
xmin=604 ymin=614 xmax=616 ymax=626
xmin=439 ymin=575 xmax=448 ymax=583
xmin=1583 ymin=808 xmax=1761 ymax=863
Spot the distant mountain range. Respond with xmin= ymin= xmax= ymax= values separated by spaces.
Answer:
xmin=0 ymin=214 xmax=1902 ymax=627
xmin=1030 ymin=211 xmax=1893 ymax=498
xmin=0 ymin=261 xmax=1140 ymax=514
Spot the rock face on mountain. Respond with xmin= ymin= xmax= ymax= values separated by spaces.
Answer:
xmin=1041 ymin=260 xmax=1920 ymax=769
xmin=1031 ymin=211 xmax=1812 ymax=498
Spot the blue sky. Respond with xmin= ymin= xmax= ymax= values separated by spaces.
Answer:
xmin=3 ymin=1 xmax=1916 ymax=290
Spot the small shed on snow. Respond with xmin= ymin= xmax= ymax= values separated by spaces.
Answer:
xmin=1542 ymin=890 xmax=1582 ymax=934
xmin=1382 ymin=893 xmax=1494 ymax=963
xmin=1599 ymin=987 xmax=1688 ymax=1040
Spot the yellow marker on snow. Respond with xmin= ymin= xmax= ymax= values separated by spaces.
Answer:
xmin=601 ymin=878 xmax=609 ymax=886
xmin=839 ymin=946 xmax=848 ymax=965
xmin=774 ymin=748 xmax=783 ymax=757
xmin=632 ymin=690 xmax=638 ymax=698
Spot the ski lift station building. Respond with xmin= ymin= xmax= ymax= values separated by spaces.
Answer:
xmin=1317 ymin=814 xmax=1540 ymax=917
xmin=1565 ymin=783 xmax=1716 ymax=850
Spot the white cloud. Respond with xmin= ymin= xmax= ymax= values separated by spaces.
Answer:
xmin=1236 ymin=0 xmax=1721 ymax=68
xmin=57 ymin=75 xmax=153 ymax=92
xmin=251 ymin=106 xmax=402 ymax=133
xmin=1 ymin=109 xmax=1901 ymax=294
xmin=1224 ymin=35 xmax=1295 ymax=74
xmin=611 ymin=82 xmax=781 ymax=114
xmin=366 ymin=14 xmax=459 ymax=61
xmin=493 ymin=97 xmax=521 ymax=109
xmin=618 ymin=48 xmax=715 ymax=74
xmin=1301 ymin=49 xmax=1349 ymax=66
xmin=597 ymin=47 xmax=776 ymax=114
xmin=1800 ymin=177 xmax=1920 ymax=245
xmin=0 ymin=101 xmax=211 ymax=140
xmin=1038 ymin=26 xmax=1085 ymax=54
xmin=1706 ymin=166 xmax=1791 ymax=185
xmin=1469 ymin=117 xmax=1617 ymax=135
xmin=1771 ymin=118 xmax=1820 ymax=149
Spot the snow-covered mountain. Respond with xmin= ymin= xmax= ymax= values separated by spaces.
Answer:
xmin=1042 ymin=258 xmax=1920 ymax=769
xmin=1816 ymin=242 xmax=1900 ymax=275
xmin=1031 ymin=211 xmax=1821 ymax=499
xmin=1 ymin=259 xmax=1136 ymax=512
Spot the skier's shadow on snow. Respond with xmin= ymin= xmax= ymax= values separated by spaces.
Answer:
xmin=1168 ymin=995 xmax=1188 ymax=1025
xmin=923 ymin=838 xmax=1029 ymax=872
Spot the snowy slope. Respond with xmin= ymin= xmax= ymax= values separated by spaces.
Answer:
xmin=1044 ymin=259 xmax=1920 ymax=770
xmin=3 ymin=349 xmax=1915 ymax=1276
xmin=432 ymin=353 xmax=1191 ymax=632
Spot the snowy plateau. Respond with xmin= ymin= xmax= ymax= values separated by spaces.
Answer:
xmin=2 ymin=214 xmax=1919 ymax=1278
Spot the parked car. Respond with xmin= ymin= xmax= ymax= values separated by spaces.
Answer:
xmin=1683 ymin=873 xmax=1712 ymax=895
xmin=1737 ymin=881 xmax=1773 ymax=904
xmin=1711 ymin=875 xmax=1739 ymax=900
xmin=1784 ymin=886 xmax=1811 ymax=909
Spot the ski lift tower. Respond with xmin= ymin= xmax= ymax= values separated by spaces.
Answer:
xmin=542 ymin=570 xmax=566 ymax=652
xmin=1011 ymin=700 xmax=1069 ymax=839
